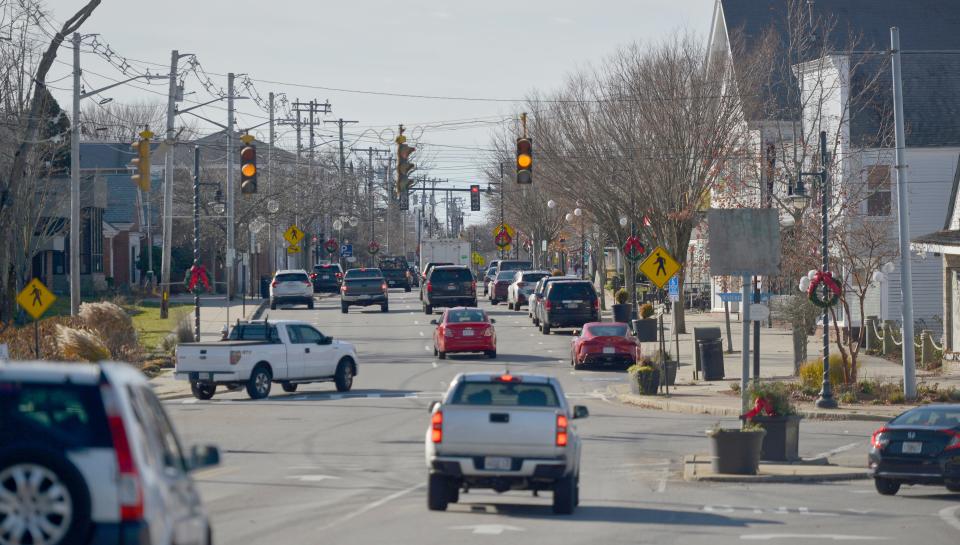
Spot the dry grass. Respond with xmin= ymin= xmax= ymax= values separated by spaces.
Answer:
xmin=79 ymin=301 xmax=141 ymax=362
xmin=55 ymin=325 xmax=110 ymax=362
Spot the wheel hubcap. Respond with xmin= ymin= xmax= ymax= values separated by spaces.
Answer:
xmin=256 ymin=373 xmax=269 ymax=393
xmin=0 ymin=463 xmax=73 ymax=545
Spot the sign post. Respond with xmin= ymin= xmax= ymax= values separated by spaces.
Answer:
xmin=16 ymin=278 xmax=57 ymax=358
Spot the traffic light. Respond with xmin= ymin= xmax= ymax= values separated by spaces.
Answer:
xmin=399 ymin=185 xmax=409 ymax=211
xmin=130 ymin=129 xmax=153 ymax=191
xmin=470 ymin=184 xmax=481 ymax=211
xmin=240 ymin=135 xmax=257 ymax=195
xmin=516 ymin=137 xmax=532 ymax=184
xmin=397 ymin=141 xmax=416 ymax=196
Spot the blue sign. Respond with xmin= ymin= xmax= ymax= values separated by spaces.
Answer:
xmin=668 ymin=277 xmax=679 ymax=302
xmin=340 ymin=244 xmax=353 ymax=258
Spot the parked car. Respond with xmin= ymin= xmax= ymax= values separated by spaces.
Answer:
xmin=535 ymin=280 xmax=600 ymax=335
xmin=570 ymin=322 xmax=639 ymax=369
xmin=869 ymin=404 xmax=960 ymax=495
xmin=176 ymin=319 xmax=359 ymax=399
xmin=341 ymin=268 xmax=389 ymax=313
xmin=528 ymin=275 xmax=576 ymax=325
xmin=425 ymin=372 xmax=588 ymax=514
xmin=431 ymin=307 xmax=497 ymax=359
xmin=409 ymin=266 xmax=421 ymax=287
xmin=0 ymin=361 xmax=221 ymax=545
xmin=423 ymin=265 xmax=477 ymax=314
xmin=507 ymin=270 xmax=551 ymax=311
xmin=310 ymin=263 xmax=343 ymax=293
xmin=496 ymin=260 xmax=533 ymax=275
xmin=482 ymin=266 xmax=497 ymax=296
xmin=420 ymin=262 xmax=453 ymax=300
xmin=269 ymin=269 xmax=314 ymax=310
xmin=488 ymin=270 xmax=516 ymax=305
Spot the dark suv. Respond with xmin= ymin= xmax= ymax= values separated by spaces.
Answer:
xmin=536 ymin=280 xmax=599 ymax=334
xmin=420 ymin=262 xmax=453 ymax=300
xmin=311 ymin=263 xmax=343 ymax=293
xmin=423 ymin=265 xmax=477 ymax=314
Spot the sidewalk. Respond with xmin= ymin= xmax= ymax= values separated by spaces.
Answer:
xmin=149 ymin=294 xmax=266 ymax=400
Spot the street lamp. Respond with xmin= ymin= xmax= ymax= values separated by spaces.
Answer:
xmin=573 ymin=207 xmax=585 ymax=280
xmin=793 ymin=130 xmax=836 ymax=409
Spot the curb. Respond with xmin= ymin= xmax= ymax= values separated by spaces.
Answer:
xmin=683 ymin=455 xmax=869 ymax=483
xmin=617 ymin=393 xmax=892 ymax=422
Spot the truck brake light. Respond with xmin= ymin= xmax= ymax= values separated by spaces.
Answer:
xmin=427 ymin=281 xmax=433 ymax=293
xmin=431 ymin=411 xmax=443 ymax=443
xmin=545 ymin=300 xmax=552 ymax=311
xmin=495 ymin=373 xmax=519 ymax=383
xmin=556 ymin=414 xmax=568 ymax=447
xmin=382 ymin=282 xmax=388 ymax=291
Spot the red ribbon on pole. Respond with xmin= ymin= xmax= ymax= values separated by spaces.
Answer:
xmin=742 ymin=396 xmax=775 ymax=421
xmin=188 ymin=265 xmax=210 ymax=291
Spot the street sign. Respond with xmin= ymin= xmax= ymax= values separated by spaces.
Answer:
xmin=284 ymin=225 xmax=304 ymax=247
xmin=668 ymin=276 xmax=680 ymax=302
xmin=17 ymin=278 xmax=56 ymax=320
xmin=287 ymin=245 xmax=301 ymax=255
xmin=639 ymin=246 xmax=680 ymax=289
xmin=749 ymin=303 xmax=770 ymax=322
xmin=719 ymin=292 xmax=773 ymax=303
xmin=491 ymin=223 xmax=515 ymax=238
xmin=471 ymin=251 xmax=485 ymax=266
xmin=340 ymin=244 xmax=353 ymax=258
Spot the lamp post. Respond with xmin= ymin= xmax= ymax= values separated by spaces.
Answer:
xmin=191 ymin=145 xmax=224 ymax=341
xmin=790 ymin=130 xmax=836 ymax=409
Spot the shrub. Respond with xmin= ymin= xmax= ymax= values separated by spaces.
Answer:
xmin=79 ymin=301 xmax=141 ymax=362
xmin=748 ymin=381 xmax=797 ymax=416
xmin=887 ymin=391 xmax=906 ymax=404
xmin=639 ymin=303 xmax=655 ymax=319
xmin=0 ymin=316 xmax=86 ymax=360
xmin=838 ymin=391 xmax=858 ymax=404
xmin=175 ymin=314 xmax=196 ymax=343
xmin=614 ymin=288 xmax=629 ymax=304
xmin=799 ymin=354 xmax=847 ymax=390
xmin=56 ymin=325 xmax=110 ymax=362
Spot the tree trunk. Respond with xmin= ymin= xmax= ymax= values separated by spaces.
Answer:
xmin=792 ymin=324 xmax=807 ymax=375
xmin=724 ymin=300 xmax=734 ymax=353
xmin=674 ymin=272 xmax=686 ymax=334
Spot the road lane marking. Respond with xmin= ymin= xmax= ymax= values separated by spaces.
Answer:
xmin=741 ymin=535 xmax=889 ymax=541
xmin=192 ymin=466 xmax=237 ymax=479
xmin=318 ymin=483 xmax=424 ymax=531
xmin=289 ymin=474 xmax=341 ymax=482
xmin=419 ymin=331 xmax=425 ymax=336
xmin=940 ymin=505 xmax=960 ymax=532
xmin=808 ymin=441 xmax=862 ymax=461
xmin=450 ymin=524 xmax=524 ymax=535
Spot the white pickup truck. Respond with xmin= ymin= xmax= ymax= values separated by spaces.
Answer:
xmin=175 ymin=320 xmax=358 ymax=400
xmin=424 ymin=372 xmax=589 ymax=514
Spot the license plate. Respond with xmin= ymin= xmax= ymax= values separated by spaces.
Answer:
xmin=902 ymin=441 xmax=923 ymax=454
xmin=448 ymin=284 xmax=457 ymax=290
xmin=603 ymin=346 xmax=615 ymax=354
xmin=322 ymin=275 xmax=330 ymax=279
xmin=463 ymin=329 xmax=474 ymax=336
xmin=484 ymin=456 xmax=511 ymax=471
xmin=360 ymin=294 xmax=370 ymax=299
xmin=566 ymin=303 xmax=579 ymax=309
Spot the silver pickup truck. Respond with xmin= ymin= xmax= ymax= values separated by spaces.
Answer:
xmin=340 ymin=268 xmax=389 ymax=313
xmin=424 ymin=372 xmax=588 ymax=514
xmin=175 ymin=320 xmax=358 ymax=400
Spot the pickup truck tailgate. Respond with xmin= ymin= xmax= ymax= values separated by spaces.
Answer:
xmin=440 ymin=406 xmax=560 ymax=458
xmin=343 ymin=279 xmax=384 ymax=295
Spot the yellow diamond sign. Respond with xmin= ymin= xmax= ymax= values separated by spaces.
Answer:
xmin=287 ymin=244 xmax=301 ymax=255
xmin=284 ymin=225 xmax=304 ymax=246
xmin=491 ymin=222 xmax=515 ymax=238
xmin=639 ymin=246 xmax=680 ymax=289
xmin=17 ymin=278 xmax=56 ymax=320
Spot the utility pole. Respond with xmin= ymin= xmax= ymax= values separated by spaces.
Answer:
xmin=499 ymin=163 xmax=505 ymax=259
xmin=226 ymin=72 xmax=235 ymax=309
xmin=268 ymin=92 xmax=275 ymax=273
xmin=325 ymin=117 xmax=358 ymax=197
xmin=159 ymin=50 xmax=181 ymax=318
xmin=70 ymin=32 xmax=81 ymax=316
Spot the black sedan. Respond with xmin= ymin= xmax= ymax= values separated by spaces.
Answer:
xmin=868 ymin=404 xmax=960 ymax=495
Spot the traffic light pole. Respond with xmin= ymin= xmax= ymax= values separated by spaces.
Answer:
xmin=70 ymin=33 xmax=81 ymax=316
xmin=160 ymin=50 xmax=182 ymax=318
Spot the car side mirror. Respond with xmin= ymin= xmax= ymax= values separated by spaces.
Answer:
xmin=428 ymin=400 xmax=440 ymax=413
xmin=572 ymin=329 xmax=581 ymax=336
xmin=490 ymin=319 xmax=496 ymax=324
xmin=572 ymin=405 xmax=589 ymax=419
xmin=430 ymin=319 xmax=438 ymax=325
xmin=319 ymin=336 xmax=333 ymax=345
xmin=188 ymin=444 xmax=220 ymax=471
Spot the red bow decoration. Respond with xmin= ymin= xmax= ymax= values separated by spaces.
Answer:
xmin=742 ymin=396 xmax=775 ymax=421
xmin=188 ymin=265 xmax=211 ymax=291
xmin=807 ymin=271 xmax=841 ymax=298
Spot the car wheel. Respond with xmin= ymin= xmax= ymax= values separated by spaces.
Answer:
xmin=270 ymin=299 xmax=277 ymax=310
xmin=308 ymin=300 xmax=314 ymax=310
xmin=433 ymin=345 xmax=439 ymax=357
xmin=405 ymin=286 xmax=412 ymax=293
xmin=341 ymin=303 xmax=348 ymax=314
xmin=424 ymin=304 xmax=433 ymax=314
xmin=427 ymin=474 xmax=449 ymax=511
xmin=552 ymin=473 xmax=576 ymax=514
xmin=246 ymin=365 xmax=272 ymax=399
xmin=486 ymin=350 xmax=497 ymax=359
xmin=381 ymin=303 xmax=389 ymax=313
xmin=0 ymin=449 xmax=92 ymax=545
xmin=542 ymin=323 xmax=551 ymax=335
xmin=190 ymin=381 xmax=216 ymax=400
xmin=281 ymin=382 xmax=298 ymax=393
xmin=438 ymin=350 xmax=447 ymax=360
xmin=334 ymin=359 xmax=354 ymax=392
xmin=874 ymin=477 xmax=900 ymax=496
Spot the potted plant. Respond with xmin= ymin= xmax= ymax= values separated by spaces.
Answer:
xmin=654 ymin=349 xmax=678 ymax=386
xmin=632 ymin=302 xmax=657 ymax=342
xmin=745 ymin=382 xmax=802 ymax=462
xmin=612 ymin=288 xmax=631 ymax=323
xmin=706 ymin=421 xmax=766 ymax=475
xmin=627 ymin=359 xmax=660 ymax=395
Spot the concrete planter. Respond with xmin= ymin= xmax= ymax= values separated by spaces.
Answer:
xmin=632 ymin=318 xmax=657 ymax=342
xmin=629 ymin=368 xmax=660 ymax=395
xmin=708 ymin=429 xmax=766 ymax=475
xmin=612 ymin=304 xmax=632 ymax=323
xmin=752 ymin=415 xmax=802 ymax=462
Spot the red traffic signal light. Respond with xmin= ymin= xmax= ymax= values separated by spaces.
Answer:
xmin=516 ymin=137 xmax=532 ymax=184
xmin=240 ymin=144 xmax=257 ymax=194
xmin=470 ymin=184 xmax=480 ymax=211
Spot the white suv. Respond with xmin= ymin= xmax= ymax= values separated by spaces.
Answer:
xmin=0 ymin=361 xmax=219 ymax=545
xmin=269 ymin=269 xmax=315 ymax=310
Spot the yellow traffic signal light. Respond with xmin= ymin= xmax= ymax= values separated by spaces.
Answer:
xmin=240 ymin=135 xmax=257 ymax=194
xmin=129 ymin=129 xmax=153 ymax=191
xmin=516 ymin=137 xmax=532 ymax=184
xmin=397 ymin=142 xmax=416 ymax=196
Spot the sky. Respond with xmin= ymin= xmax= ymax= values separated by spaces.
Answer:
xmin=42 ymin=0 xmax=714 ymax=224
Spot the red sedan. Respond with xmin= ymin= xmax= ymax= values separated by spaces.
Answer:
xmin=432 ymin=307 xmax=497 ymax=359
xmin=570 ymin=322 xmax=639 ymax=369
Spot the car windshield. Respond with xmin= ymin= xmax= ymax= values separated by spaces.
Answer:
xmin=588 ymin=324 xmax=628 ymax=337
xmin=547 ymin=282 xmax=596 ymax=300
xmin=345 ymin=269 xmax=383 ymax=279
xmin=521 ymin=272 xmax=549 ymax=283
xmin=498 ymin=261 xmax=532 ymax=272
xmin=450 ymin=381 xmax=560 ymax=407
xmin=446 ymin=309 xmax=487 ymax=323
xmin=275 ymin=273 xmax=308 ymax=283
xmin=891 ymin=406 xmax=960 ymax=427
xmin=431 ymin=268 xmax=472 ymax=282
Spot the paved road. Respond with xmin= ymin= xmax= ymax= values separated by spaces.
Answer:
xmin=165 ymin=290 xmax=960 ymax=544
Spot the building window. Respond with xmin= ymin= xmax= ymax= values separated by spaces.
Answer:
xmin=866 ymin=165 xmax=891 ymax=216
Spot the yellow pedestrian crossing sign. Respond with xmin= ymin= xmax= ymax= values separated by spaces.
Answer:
xmin=639 ymin=246 xmax=680 ymax=289
xmin=17 ymin=278 xmax=56 ymax=320
xmin=284 ymin=225 xmax=304 ymax=247
xmin=287 ymin=244 xmax=301 ymax=255
xmin=471 ymin=252 xmax=485 ymax=266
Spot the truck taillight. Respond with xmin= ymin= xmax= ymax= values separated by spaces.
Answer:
xmin=431 ymin=411 xmax=443 ymax=443
xmin=427 ymin=281 xmax=433 ymax=293
xmin=545 ymin=300 xmax=552 ymax=311
xmin=556 ymin=414 xmax=568 ymax=447
xmin=944 ymin=430 xmax=960 ymax=451
xmin=229 ymin=350 xmax=241 ymax=365
xmin=382 ymin=282 xmax=388 ymax=291
xmin=594 ymin=298 xmax=600 ymax=310
xmin=100 ymin=380 xmax=143 ymax=521
xmin=336 ymin=272 xmax=343 ymax=279
xmin=483 ymin=327 xmax=493 ymax=337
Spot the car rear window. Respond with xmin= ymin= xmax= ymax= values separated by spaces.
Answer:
xmin=498 ymin=261 xmax=532 ymax=272
xmin=891 ymin=407 xmax=960 ymax=427
xmin=588 ymin=324 xmax=628 ymax=337
xmin=547 ymin=282 xmax=596 ymax=300
xmin=0 ymin=382 xmax=111 ymax=448
xmin=229 ymin=324 xmax=280 ymax=342
xmin=276 ymin=273 xmax=309 ymax=283
xmin=447 ymin=309 xmax=487 ymax=323
xmin=345 ymin=269 xmax=383 ymax=279
xmin=431 ymin=268 xmax=472 ymax=282
xmin=451 ymin=381 xmax=560 ymax=407
xmin=314 ymin=265 xmax=339 ymax=272
xmin=522 ymin=272 xmax=548 ymax=283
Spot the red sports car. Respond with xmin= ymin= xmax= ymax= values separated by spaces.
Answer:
xmin=570 ymin=322 xmax=639 ymax=369
xmin=432 ymin=307 xmax=497 ymax=359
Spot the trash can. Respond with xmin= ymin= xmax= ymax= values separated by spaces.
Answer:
xmin=259 ymin=276 xmax=271 ymax=299
xmin=699 ymin=339 xmax=724 ymax=380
